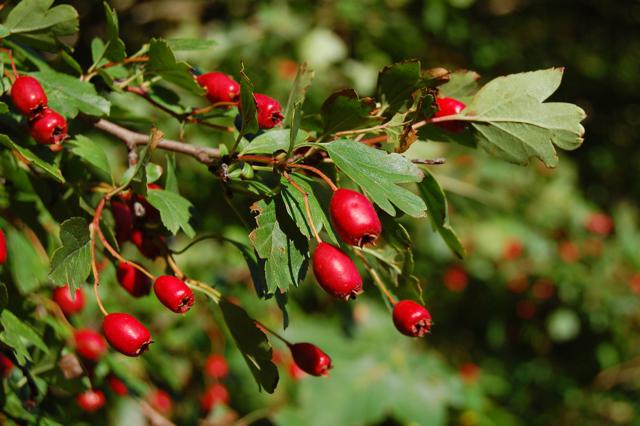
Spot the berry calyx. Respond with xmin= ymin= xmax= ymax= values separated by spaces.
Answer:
xmin=29 ymin=108 xmax=67 ymax=147
xmin=330 ymin=189 xmax=381 ymax=246
xmin=74 ymin=329 xmax=107 ymax=362
xmin=312 ymin=242 xmax=363 ymax=300
xmin=254 ymin=93 xmax=283 ymax=129
xmin=10 ymin=76 xmax=47 ymax=117
xmin=204 ymin=354 xmax=229 ymax=379
xmin=107 ymin=375 xmax=128 ymax=396
xmin=148 ymin=389 xmax=173 ymax=415
xmin=197 ymin=72 xmax=240 ymax=104
xmin=110 ymin=200 xmax=134 ymax=244
xmin=153 ymin=276 xmax=195 ymax=313
xmin=117 ymin=262 xmax=152 ymax=298
xmin=392 ymin=300 xmax=432 ymax=337
xmin=0 ymin=229 xmax=7 ymax=265
xmin=52 ymin=284 xmax=85 ymax=316
xmin=102 ymin=313 xmax=152 ymax=357
xmin=289 ymin=343 xmax=332 ymax=377
xmin=76 ymin=389 xmax=106 ymax=413
xmin=434 ymin=97 xmax=466 ymax=133
xmin=200 ymin=383 xmax=229 ymax=412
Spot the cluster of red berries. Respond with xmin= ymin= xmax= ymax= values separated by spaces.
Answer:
xmin=10 ymin=76 xmax=68 ymax=150
xmin=200 ymin=354 xmax=230 ymax=411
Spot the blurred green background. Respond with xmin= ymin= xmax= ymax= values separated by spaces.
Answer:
xmin=50 ymin=1 xmax=640 ymax=425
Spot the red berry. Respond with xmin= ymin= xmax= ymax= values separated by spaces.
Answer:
xmin=76 ymin=389 xmax=106 ymax=413
xmin=102 ymin=313 xmax=152 ymax=357
xmin=330 ymin=189 xmax=381 ymax=246
xmin=204 ymin=354 xmax=229 ymax=379
xmin=503 ymin=239 xmax=524 ymax=260
xmin=0 ymin=354 xmax=13 ymax=377
xmin=197 ymin=72 xmax=240 ymax=104
xmin=131 ymin=188 xmax=162 ymax=227
xmin=131 ymin=229 xmax=165 ymax=259
xmin=444 ymin=265 xmax=468 ymax=292
xmin=53 ymin=284 xmax=85 ymax=316
xmin=153 ymin=276 xmax=195 ymax=313
xmin=287 ymin=360 xmax=306 ymax=381
xmin=148 ymin=389 xmax=173 ymax=415
xmin=585 ymin=212 xmax=614 ymax=235
xmin=254 ymin=93 xmax=283 ymax=129
xmin=10 ymin=76 xmax=47 ymax=117
xmin=107 ymin=375 xmax=128 ymax=396
xmin=0 ymin=229 xmax=6 ymax=265
xmin=434 ymin=97 xmax=466 ymax=133
xmin=312 ymin=242 xmax=363 ymax=300
xmin=29 ymin=108 xmax=67 ymax=147
xmin=111 ymin=200 xmax=134 ymax=244
xmin=289 ymin=343 xmax=332 ymax=377
xmin=200 ymin=383 xmax=229 ymax=412
xmin=392 ymin=300 xmax=432 ymax=337
xmin=459 ymin=363 xmax=480 ymax=383
xmin=74 ymin=329 xmax=107 ymax=362
xmin=117 ymin=262 xmax=151 ymax=298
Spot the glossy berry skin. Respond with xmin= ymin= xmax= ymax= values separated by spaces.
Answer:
xmin=392 ymin=300 xmax=432 ymax=337
xmin=148 ymin=389 xmax=172 ymax=415
xmin=74 ymin=329 xmax=107 ymax=362
xmin=117 ymin=262 xmax=152 ymax=298
xmin=200 ymin=383 xmax=229 ymax=412
xmin=76 ymin=389 xmax=106 ymax=413
xmin=197 ymin=72 xmax=240 ymax=104
xmin=330 ymin=189 xmax=381 ymax=246
xmin=0 ymin=229 xmax=6 ymax=265
xmin=11 ymin=76 xmax=47 ymax=116
xmin=107 ymin=375 xmax=128 ymax=396
xmin=30 ymin=108 xmax=67 ymax=147
xmin=102 ymin=313 xmax=152 ymax=357
xmin=204 ymin=354 xmax=229 ymax=379
xmin=312 ymin=242 xmax=363 ymax=300
xmin=434 ymin=97 xmax=466 ymax=133
xmin=52 ymin=284 xmax=85 ymax=316
xmin=153 ymin=276 xmax=195 ymax=313
xmin=111 ymin=200 xmax=134 ymax=244
xmin=254 ymin=93 xmax=283 ymax=129
xmin=289 ymin=343 xmax=332 ymax=377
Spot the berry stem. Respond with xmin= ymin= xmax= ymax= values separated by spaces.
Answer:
xmin=89 ymin=208 xmax=109 ymax=316
xmin=0 ymin=48 xmax=18 ymax=78
xmin=165 ymin=255 xmax=186 ymax=280
xmin=283 ymin=171 xmax=322 ymax=244
xmin=353 ymin=250 xmax=397 ymax=305
xmin=255 ymin=321 xmax=292 ymax=346
xmin=185 ymin=279 xmax=222 ymax=303
xmin=288 ymin=163 xmax=338 ymax=192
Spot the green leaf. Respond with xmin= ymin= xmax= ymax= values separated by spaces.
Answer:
xmin=438 ymin=70 xmax=481 ymax=104
xmin=147 ymin=38 xmax=203 ymax=94
xmin=417 ymin=170 xmax=465 ymax=259
xmin=240 ymin=129 xmax=308 ymax=155
xmin=49 ymin=217 xmax=92 ymax=293
xmin=103 ymin=1 xmax=126 ymax=62
xmin=31 ymin=70 xmax=110 ymax=117
xmin=67 ymin=135 xmax=112 ymax=181
xmin=321 ymin=89 xmax=378 ymax=135
xmin=4 ymin=0 xmax=78 ymax=35
xmin=6 ymin=228 xmax=48 ymax=294
xmin=248 ymin=199 xmax=309 ymax=293
xmin=146 ymin=188 xmax=195 ymax=237
xmin=377 ymin=59 xmax=422 ymax=116
xmin=0 ymin=310 xmax=48 ymax=364
xmin=459 ymin=68 xmax=586 ymax=167
xmin=0 ymin=102 xmax=8 ymax=114
xmin=323 ymin=139 xmax=427 ymax=217
xmin=0 ymin=134 xmax=64 ymax=183
xmin=284 ymin=62 xmax=315 ymax=126
xmin=219 ymin=299 xmax=279 ymax=393
xmin=238 ymin=66 xmax=259 ymax=137
xmin=167 ymin=38 xmax=216 ymax=51
xmin=0 ymin=283 xmax=8 ymax=311
xmin=164 ymin=154 xmax=179 ymax=193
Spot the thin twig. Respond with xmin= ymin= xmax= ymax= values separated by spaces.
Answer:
xmin=353 ymin=250 xmax=396 ymax=304
xmin=90 ymin=199 xmax=109 ymax=316
xmin=283 ymin=171 xmax=322 ymax=244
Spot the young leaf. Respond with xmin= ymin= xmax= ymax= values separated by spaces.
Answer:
xmin=323 ymin=139 xmax=427 ymax=217
xmin=102 ymin=2 xmax=126 ymax=62
xmin=238 ymin=66 xmax=259 ymax=137
xmin=284 ymin=62 xmax=315 ymax=126
xmin=0 ymin=134 xmax=65 ymax=183
xmin=164 ymin=154 xmax=179 ymax=193
xmin=0 ymin=310 xmax=49 ymax=364
xmin=31 ymin=70 xmax=111 ymax=117
xmin=219 ymin=299 xmax=279 ymax=393
xmin=146 ymin=188 xmax=195 ymax=238
xmin=147 ymin=38 xmax=203 ymax=94
xmin=240 ymin=129 xmax=308 ymax=156
xmin=417 ymin=169 xmax=465 ymax=259
xmin=49 ymin=217 xmax=91 ymax=293
xmin=377 ymin=60 xmax=422 ymax=117
xmin=67 ymin=136 xmax=112 ymax=181
xmin=3 ymin=0 xmax=78 ymax=35
xmin=248 ymin=199 xmax=309 ymax=293
xmin=6 ymin=228 xmax=48 ymax=295
xmin=321 ymin=89 xmax=379 ymax=135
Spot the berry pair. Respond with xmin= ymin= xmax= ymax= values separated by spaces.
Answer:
xmin=10 ymin=76 xmax=68 ymax=149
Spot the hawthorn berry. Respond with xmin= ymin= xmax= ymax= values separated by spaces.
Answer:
xmin=107 ymin=375 xmax=128 ymax=396
xmin=330 ymin=189 xmax=381 ymax=246
xmin=312 ymin=242 xmax=363 ymax=300
xmin=443 ymin=265 xmax=468 ymax=292
xmin=52 ymin=284 xmax=85 ymax=316
xmin=131 ymin=229 xmax=166 ymax=259
xmin=0 ymin=229 xmax=6 ymax=265
xmin=102 ymin=313 xmax=152 ymax=357
xmin=148 ymin=389 xmax=173 ymax=415
xmin=30 ymin=108 xmax=67 ymax=148
xmin=289 ymin=343 xmax=332 ymax=377
xmin=153 ymin=276 xmax=195 ymax=313
xmin=585 ymin=212 xmax=614 ymax=235
xmin=131 ymin=184 xmax=162 ymax=227
xmin=392 ymin=300 xmax=432 ymax=337
xmin=10 ymin=76 xmax=47 ymax=117
xmin=254 ymin=93 xmax=283 ymax=129
xmin=200 ymin=383 xmax=229 ymax=412
xmin=0 ymin=354 xmax=13 ymax=377
xmin=110 ymin=200 xmax=134 ymax=244
xmin=76 ymin=389 xmax=106 ymax=413
xmin=197 ymin=72 xmax=240 ymax=104
xmin=204 ymin=354 xmax=229 ymax=379
xmin=74 ymin=329 xmax=107 ymax=362
xmin=117 ymin=262 xmax=152 ymax=298
xmin=434 ymin=97 xmax=466 ymax=133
